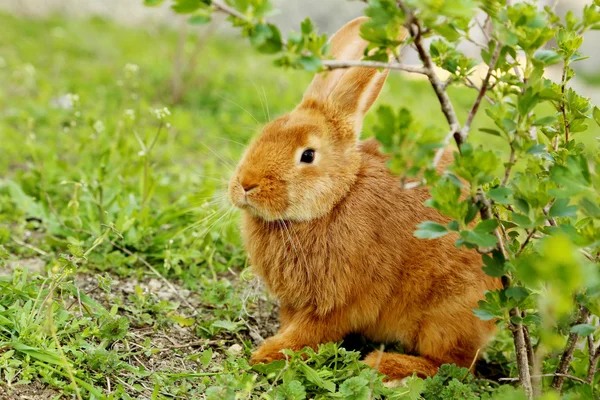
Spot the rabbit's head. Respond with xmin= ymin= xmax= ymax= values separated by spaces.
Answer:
xmin=229 ymin=17 xmax=402 ymax=221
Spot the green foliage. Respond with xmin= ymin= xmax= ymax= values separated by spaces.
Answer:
xmin=2 ymin=0 xmax=600 ymax=396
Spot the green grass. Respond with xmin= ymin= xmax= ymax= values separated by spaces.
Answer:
xmin=0 ymin=12 xmax=598 ymax=399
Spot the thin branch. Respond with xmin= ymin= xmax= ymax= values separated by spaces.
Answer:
xmin=500 ymin=373 xmax=586 ymax=385
xmin=321 ymin=59 xmax=428 ymax=74
xmin=212 ymin=0 xmax=250 ymax=21
xmin=509 ymin=307 xmax=533 ymax=399
xmin=516 ymin=229 xmax=536 ymax=257
xmin=501 ymin=142 xmax=516 ymax=187
xmin=581 ymin=249 xmax=597 ymax=262
xmin=397 ymin=0 xmax=462 ymax=141
xmin=551 ymin=305 xmax=591 ymax=391
xmin=463 ymin=41 xmax=501 ymax=137
xmin=560 ymin=61 xmax=570 ymax=144
xmin=476 ymin=16 xmax=491 ymax=42
xmin=587 ymin=331 xmax=600 ymax=384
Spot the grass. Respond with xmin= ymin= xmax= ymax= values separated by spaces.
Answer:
xmin=0 ymin=12 xmax=598 ymax=399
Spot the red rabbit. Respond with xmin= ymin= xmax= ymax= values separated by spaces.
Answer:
xmin=228 ymin=16 xmax=500 ymax=380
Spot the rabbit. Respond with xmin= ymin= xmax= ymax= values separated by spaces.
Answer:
xmin=228 ymin=16 xmax=501 ymax=380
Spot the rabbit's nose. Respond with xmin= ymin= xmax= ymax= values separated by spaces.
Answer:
xmin=241 ymin=182 xmax=258 ymax=193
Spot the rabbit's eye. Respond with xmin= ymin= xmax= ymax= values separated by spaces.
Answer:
xmin=300 ymin=149 xmax=315 ymax=164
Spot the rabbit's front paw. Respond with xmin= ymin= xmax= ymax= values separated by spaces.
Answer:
xmin=250 ymin=346 xmax=286 ymax=365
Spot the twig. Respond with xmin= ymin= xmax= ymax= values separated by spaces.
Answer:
xmin=501 ymin=143 xmax=516 ymax=187
xmin=212 ymin=0 xmax=249 ymax=21
xmin=581 ymin=249 xmax=596 ymax=262
xmin=463 ymin=41 xmax=501 ymax=137
xmin=500 ymin=373 xmax=586 ymax=385
xmin=516 ymin=229 xmax=536 ymax=257
xmin=551 ymin=305 xmax=591 ymax=391
xmin=321 ymin=59 xmax=427 ymax=75
xmin=397 ymin=0 xmax=462 ymax=141
xmin=154 ymin=340 xmax=220 ymax=352
xmin=11 ymin=238 xmax=48 ymax=256
xmin=110 ymin=240 xmax=198 ymax=317
xmin=523 ymin=323 xmax=540 ymax=395
xmin=509 ymin=307 xmax=533 ymax=399
xmin=586 ymin=331 xmax=600 ymax=384
xmin=560 ymin=61 xmax=570 ymax=144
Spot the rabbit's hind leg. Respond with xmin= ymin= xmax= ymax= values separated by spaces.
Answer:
xmin=363 ymin=351 xmax=439 ymax=380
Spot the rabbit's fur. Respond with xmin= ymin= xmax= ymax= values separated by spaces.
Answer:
xmin=228 ymin=17 xmax=501 ymax=380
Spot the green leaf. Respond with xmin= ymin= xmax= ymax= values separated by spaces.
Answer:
xmin=171 ymin=0 xmax=202 ymax=13
xmin=0 ymin=245 xmax=9 ymax=266
xmin=300 ymin=18 xmax=314 ymax=35
xmin=250 ymin=23 xmax=283 ymax=54
xmin=479 ymin=128 xmax=503 ymax=137
xmin=549 ymin=198 xmax=578 ymax=217
xmin=473 ymin=308 xmax=496 ymax=321
xmin=144 ymin=0 xmax=165 ymax=5
xmin=571 ymin=324 xmax=596 ymax=336
xmin=188 ymin=12 xmax=211 ymax=25
xmin=252 ymin=359 xmax=286 ymax=376
xmin=506 ymin=286 xmax=529 ymax=302
xmin=11 ymin=343 xmax=66 ymax=366
xmin=338 ymin=376 xmax=370 ymax=399
xmin=512 ymin=212 xmax=533 ymax=228
xmin=414 ymin=221 xmax=449 ymax=239
xmin=297 ymin=56 xmax=322 ymax=72
xmin=276 ymin=380 xmax=307 ymax=400
xmin=212 ymin=319 xmax=245 ymax=333
xmin=488 ymin=187 xmax=513 ymax=205
xmin=533 ymin=49 xmax=562 ymax=66
xmin=460 ymin=229 xmax=497 ymax=248
xmin=298 ymin=363 xmax=336 ymax=392
xmin=482 ymin=252 xmax=507 ymax=277
xmin=533 ymin=115 xmax=557 ymax=126
xmin=526 ymin=144 xmax=546 ymax=155
xmin=593 ymin=106 xmax=600 ymax=127
xmin=580 ymin=198 xmax=600 ymax=218
xmin=517 ymin=87 xmax=540 ymax=116
xmin=474 ymin=218 xmax=499 ymax=234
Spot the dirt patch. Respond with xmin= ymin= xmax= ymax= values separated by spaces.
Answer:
xmin=0 ymin=258 xmax=45 ymax=277
xmin=0 ymin=382 xmax=59 ymax=400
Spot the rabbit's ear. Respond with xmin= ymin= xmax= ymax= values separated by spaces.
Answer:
xmin=302 ymin=17 xmax=405 ymax=136
xmin=328 ymin=65 xmax=389 ymax=135
xmin=302 ymin=17 xmax=371 ymax=103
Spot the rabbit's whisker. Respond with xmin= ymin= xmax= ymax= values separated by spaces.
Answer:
xmin=199 ymin=142 xmax=236 ymax=170
xmin=252 ymin=81 xmax=269 ymax=124
xmin=262 ymin=86 xmax=271 ymax=122
xmin=217 ymin=94 xmax=261 ymax=125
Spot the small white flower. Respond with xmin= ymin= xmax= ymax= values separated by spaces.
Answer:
xmin=66 ymin=93 xmax=80 ymax=107
xmin=23 ymin=64 xmax=36 ymax=77
xmin=152 ymin=107 xmax=171 ymax=121
xmin=138 ymin=150 xmax=146 ymax=157
xmin=124 ymin=63 xmax=139 ymax=77
xmin=124 ymin=109 xmax=136 ymax=121
xmin=93 ymin=120 xmax=105 ymax=134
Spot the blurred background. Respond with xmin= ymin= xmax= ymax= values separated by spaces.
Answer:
xmin=0 ymin=2 xmax=598 ymax=397
xmin=1 ymin=0 xmax=599 ymax=105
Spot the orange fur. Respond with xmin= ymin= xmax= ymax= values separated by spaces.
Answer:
xmin=228 ymin=17 xmax=501 ymax=380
